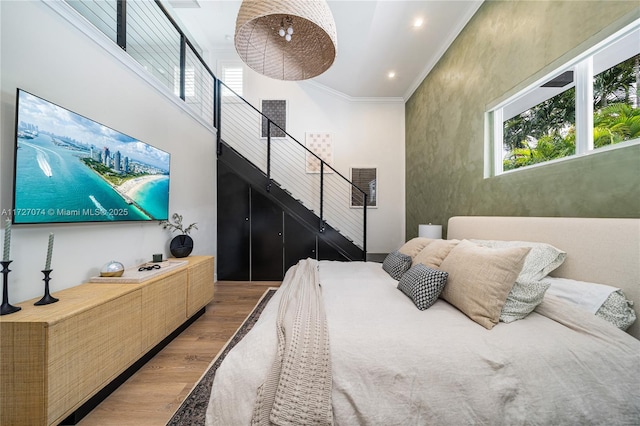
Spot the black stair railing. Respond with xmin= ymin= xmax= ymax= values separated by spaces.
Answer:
xmin=216 ymin=79 xmax=367 ymax=252
xmin=64 ymin=0 xmax=367 ymax=255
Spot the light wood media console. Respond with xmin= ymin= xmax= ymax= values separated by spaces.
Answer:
xmin=0 ymin=255 xmax=214 ymax=426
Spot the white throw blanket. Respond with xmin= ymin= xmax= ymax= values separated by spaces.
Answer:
xmin=252 ymin=258 xmax=333 ymax=426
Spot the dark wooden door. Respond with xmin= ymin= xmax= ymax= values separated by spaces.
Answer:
xmin=284 ymin=213 xmax=317 ymax=272
xmin=217 ymin=162 xmax=250 ymax=280
xmin=251 ymin=188 xmax=284 ymax=280
xmin=318 ymin=238 xmax=350 ymax=261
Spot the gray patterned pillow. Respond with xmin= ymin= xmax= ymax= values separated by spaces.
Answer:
xmin=500 ymin=281 xmax=551 ymax=323
xmin=397 ymin=264 xmax=448 ymax=310
xmin=382 ymin=251 xmax=412 ymax=280
xmin=596 ymin=290 xmax=637 ymax=331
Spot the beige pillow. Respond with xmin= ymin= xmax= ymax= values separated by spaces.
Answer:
xmin=412 ymin=239 xmax=460 ymax=268
xmin=398 ymin=237 xmax=433 ymax=258
xmin=439 ymin=240 xmax=531 ymax=330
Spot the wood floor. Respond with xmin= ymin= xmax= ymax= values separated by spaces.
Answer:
xmin=77 ymin=281 xmax=279 ymax=426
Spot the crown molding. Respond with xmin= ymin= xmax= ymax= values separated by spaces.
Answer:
xmin=301 ymin=80 xmax=405 ymax=104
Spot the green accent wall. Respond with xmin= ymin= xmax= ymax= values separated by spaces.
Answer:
xmin=405 ymin=1 xmax=640 ymax=239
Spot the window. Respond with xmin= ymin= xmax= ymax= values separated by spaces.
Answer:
xmin=487 ymin=20 xmax=639 ymax=176
xmin=221 ymin=64 xmax=243 ymax=97
xmin=593 ymin=45 xmax=639 ymax=148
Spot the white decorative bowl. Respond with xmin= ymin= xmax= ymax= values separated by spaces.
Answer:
xmin=100 ymin=261 xmax=125 ymax=277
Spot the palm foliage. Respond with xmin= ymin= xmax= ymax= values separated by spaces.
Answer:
xmin=593 ymin=103 xmax=640 ymax=147
xmin=503 ymin=54 xmax=639 ymax=171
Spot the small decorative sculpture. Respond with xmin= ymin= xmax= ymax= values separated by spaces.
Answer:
xmin=100 ymin=261 xmax=125 ymax=277
xmin=160 ymin=213 xmax=198 ymax=258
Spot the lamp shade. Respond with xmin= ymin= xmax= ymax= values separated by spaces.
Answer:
xmin=418 ymin=224 xmax=442 ymax=239
xmin=235 ymin=0 xmax=338 ymax=81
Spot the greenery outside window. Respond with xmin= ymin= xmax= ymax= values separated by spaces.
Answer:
xmin=487 ymin=20 xmax=639 ymax=176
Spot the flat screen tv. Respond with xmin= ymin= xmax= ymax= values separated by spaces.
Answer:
xmin=13 ymin=89 xmax=171 ymax=224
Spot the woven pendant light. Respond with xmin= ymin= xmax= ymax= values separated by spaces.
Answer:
xmin=235 ymin=0 xmax=338 ymax=81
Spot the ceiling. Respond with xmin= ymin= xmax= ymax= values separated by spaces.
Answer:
xmin=166 ymin=0 xmax=484 ymax=100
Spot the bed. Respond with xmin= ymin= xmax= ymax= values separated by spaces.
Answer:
xmin=206 ymin=216 xmax=640 ymax=425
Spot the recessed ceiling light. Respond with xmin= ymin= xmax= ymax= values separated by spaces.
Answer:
xmin=388 ymin=71 xmax=396 ymax=79
xmin=413 ymin=18 xmax=424 ymax=28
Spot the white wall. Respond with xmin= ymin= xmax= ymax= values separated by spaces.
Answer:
xmin=0 ymin=1 xmax=216 ymax=304
xmin=215 ymin=52 xmax=406 ymax=254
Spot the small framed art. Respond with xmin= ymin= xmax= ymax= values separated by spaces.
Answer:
xmin=305 ymin=132 xmax=334 ymax=173
xmin=261 ymin=99 xmax=287 ymax=138
xmin=350 ymin=167 xmax=377 ymax=208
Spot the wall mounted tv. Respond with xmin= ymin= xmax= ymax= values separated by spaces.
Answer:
xmin=13 ymin=89 xmax=171 ymax=224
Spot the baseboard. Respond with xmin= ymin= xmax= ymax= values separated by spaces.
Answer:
xmin=366 ymin=253 xmax=388 ymax=263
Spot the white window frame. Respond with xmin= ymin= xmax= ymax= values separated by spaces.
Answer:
xmin=218 ymin=61 xmax=244 ymax=98
xmin=485 ymin=19 xmax=640 ymax=178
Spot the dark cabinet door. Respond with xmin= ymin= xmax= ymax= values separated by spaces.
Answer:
xmin=251 ymin=188 xmax=284 ymax=280
xmin=318 ymin=238 xmax=349 ymax=261
xmin=284 ymin=213 xmax=317 ymax=272
xmin=217 ymin=162 xmax=250 ymax=280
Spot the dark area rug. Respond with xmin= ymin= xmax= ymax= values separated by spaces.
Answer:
xmin=167 ymin=288 xmax=277 ymax=425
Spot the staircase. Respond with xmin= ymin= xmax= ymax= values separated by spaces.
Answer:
xmin=216 ymin=80 xmax=367 ymax=265
xmin=217 ymin=140 xmax=365 ymax=262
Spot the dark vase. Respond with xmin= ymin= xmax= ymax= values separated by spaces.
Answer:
xmin=170 ymin=234 xmax=194 ymax=258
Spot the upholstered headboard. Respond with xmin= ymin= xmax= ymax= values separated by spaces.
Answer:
xmin=448 ymin=216 xmax=640 ymax=340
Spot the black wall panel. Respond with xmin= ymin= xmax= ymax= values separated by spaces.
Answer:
xmin=250 ymin=189 xmax=284 ymax=280
xmin=217 ymin=162 xmax=250 ymax=280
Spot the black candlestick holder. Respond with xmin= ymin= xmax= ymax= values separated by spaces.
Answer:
xmin=34 ymin=269 xmax=58 ymax=306
xmin=1 ymin=260 xmax=21 ymax=315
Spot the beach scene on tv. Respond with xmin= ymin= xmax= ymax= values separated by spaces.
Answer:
xmin=13 ymin=90 xmax=170 ymax=224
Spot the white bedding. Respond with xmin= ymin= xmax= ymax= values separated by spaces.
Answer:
xmin=544 ymin=276 xmax=618 ymax=313
xmin=206 ymin=261 xmax=640 ymax=425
